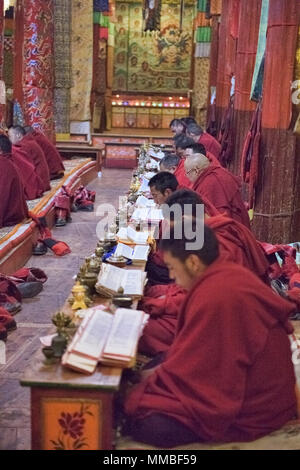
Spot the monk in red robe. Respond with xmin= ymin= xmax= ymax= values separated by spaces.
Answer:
xmin=124 ymin=224 xmax=297 ymax=447
xmin=147 ymin=172 xmax=180 ymax=286
xmin=0 ymin=135 xmax=28 ymax=227
xmin=1 ymin=133 xmax=44 ymax=200
xmin=186 ymin=122 xmax=221 ymax=160
xmin=8 ymin=126 xmax=51 ymax=192
xmin=24 ymin=126 xmax=65 ymax=179
xmin=185 ymin=152 xmax=251 ymax=228
xmin=139 ymin=189 xmax=268 ymax=357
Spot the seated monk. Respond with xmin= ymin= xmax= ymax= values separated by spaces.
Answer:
xmin=124 ymin=223 xmax=297 ymax=447
xmin=146 ymin=172 xmax=179 ymax=286
xmin=1 ymin=133 xmax=44 ymax=200
xmin=0 ymin=135 xmax=28 ymax=227
xmin=169 ymin=118 xmax=185 ymax=137
xmin=183 ymin=141 xmax=220 ymax=166
xmin=8 ymin=126 xmax=51 ymax=192
xmin=184 ymin=150 xmax=251 ymax=229
xmin=186 ymin=122 xmax=221 ymax=161
xmin=139 ymin=189 xmax=269 ymax=357
xmin=24 ymin=126 xmax=65 ymax=180
xmin=173 ymin=134 xmax=194 ymax=188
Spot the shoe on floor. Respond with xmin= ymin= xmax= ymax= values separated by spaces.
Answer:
xmin=55 ymin=218 xmax=67 ymax=227
xmin=32 ymin=241 xmax=48 ymax=256
xmin=16 ymin=282 xmax=43 ymax=299
xmin=0 ymin=301 xmax=22 ymax=316
xmin=0 ymin=325 xmax=7 ymax=342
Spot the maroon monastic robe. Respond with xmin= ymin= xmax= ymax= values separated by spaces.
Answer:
xmin=9 ymin=151 xmax=44 ymax=200
xmin=206 ymin=214 xmax=270 ymax=282
xmin=126 ymin=262 xmax=297 ymax=443
xmin=31 ymin=131 xmax=65 ymax=178
xmin=138 ymin=284 xmax=187 ymax=356
xmin=0 ymin=156 xmax=28 ymax=227
xmin=199 ymin=132 xmax=221 ymax=160
xmin=12 ymin=135 xmax=50 ymax=191
xmin=192 ymin=164 xmax=251 ymax=228
xmin=174 ymin=159 xmax=192 ymax=188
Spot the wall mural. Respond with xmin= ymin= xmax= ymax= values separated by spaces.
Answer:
xmin=113 ymin=0 xmax=195 ymax=93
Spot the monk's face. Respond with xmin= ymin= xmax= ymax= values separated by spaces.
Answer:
xmin=184 ymin=160 xmax=199 ymax=183
xmin=186 ymin=132 xmax=199 ymax=143
xmin=171 ymin=124 xmax=184 ymax=136
xmin=150 ymin=186 xmax=173 ymax=206
xmin=176 ymin=147 xmax=185 ymax=158
xmin=183 ymin=148 xmax=194 ymax=160
xmin=160 ymin=163 xmax=176 ymax=174
xmin=8 ymin=129 xmax=21 ymax=145
xmin=163 ymin=251 xmax=206 ymax=290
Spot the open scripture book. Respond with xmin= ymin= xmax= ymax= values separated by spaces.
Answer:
xmin=131 ymin=207 xmax=164 ymax=223
xmin=117 ymin=226 xmax=151 ymax=245
xmin=95 ymin=263 xmax=147 ymax=298
xmin=115 ymin=243 xmax=150 ymax=265
xmin=62 ymin=307 xmax=149 ymax=374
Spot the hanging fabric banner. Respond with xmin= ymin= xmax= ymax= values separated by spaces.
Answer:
xmin=70 ymin=0 xmax=93 ymax=122
xmin=250 ymin=0 xmax=269 ymax=101
xmin=54 ymin=0 xmax=72 ymax=135
xmin=23 ymin=0 xmax=55 ymax=139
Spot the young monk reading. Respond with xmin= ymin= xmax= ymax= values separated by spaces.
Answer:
xmin=146 ymin=172 xmax=179 ymax=286
xmin=139 ymin=189 xmax=269 ymax=357
xmin=125 ymin=223 xmax=297 ymax=447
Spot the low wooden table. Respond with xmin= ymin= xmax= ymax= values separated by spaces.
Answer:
xmin=20 ymin=258 xmax=146 ymax=450
xmin=57 ymin=143 xmax=105 ymax=172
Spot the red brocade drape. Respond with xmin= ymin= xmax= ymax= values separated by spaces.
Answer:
xmin=235 ymin=0 xmax=262 ymax=112
xmin=23 ymin=0 xmax=55 ymax=140
xmin=262 ymin=0 xmax=299 ymax=130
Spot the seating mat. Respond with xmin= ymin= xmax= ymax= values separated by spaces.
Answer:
xmin=0 ymin=157 xmax=93 ymax=244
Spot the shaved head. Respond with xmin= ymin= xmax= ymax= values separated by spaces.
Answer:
xmin=184 ymin=153 xmax=210 ymax=183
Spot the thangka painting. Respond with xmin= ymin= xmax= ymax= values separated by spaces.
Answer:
xmin=113 ymin=1 xmax=195 ymax=93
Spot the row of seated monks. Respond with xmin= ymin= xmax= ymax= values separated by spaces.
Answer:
xmin=0 ymin=126 xmax=65 ymax=228
xmin=119 ymin=117 xmax=299 ymax=448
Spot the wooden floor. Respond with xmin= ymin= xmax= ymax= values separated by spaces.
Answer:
xmin=0 ymin=169 xmax=132 ymax=450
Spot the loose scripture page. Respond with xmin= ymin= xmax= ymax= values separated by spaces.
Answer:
xmin=127 ymin=225 xmax=149 ymax=244
xmin=71 ymin=310 xmax=113 ymax=359
xmin=103 ymin=309 xmax=144 ymax=359
xmin=98 ymin=264 xmax=125 ymax=292
xmin=121 ymin=270 xmax=144 ymax=296
xmin=115 ymin=243 xmax=134 ymax=259
xmin=132 ymin=245 xmax=150 ymax=261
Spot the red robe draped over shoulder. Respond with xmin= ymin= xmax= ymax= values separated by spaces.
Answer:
xmin=125 ymin=262 xmax=297 ymax=443
xmin=192 ymin=164 xmax=251 ymax=228
xmin=174 ymin=159 xmax=192 ymax=188
xmin=199 ymin=132 xmax=221 ymax=160
xmin=0 ymin=156 xmax=28 ymax=227
xmin=10 ymin=150 xmax=44 ymax=200
xmin=31 ymin=131 xmax=65 ymax=178
xmin=13 ymin=135 xmax=50 ymax=191
xmin=206 ymin=214 xmax=270 ymax=282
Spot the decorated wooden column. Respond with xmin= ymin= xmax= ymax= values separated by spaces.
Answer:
xmin=0 ymin=0 xmax=4 ymax=123
xmin=53 ymin=0 xmax=72 ymax=138
xmin=230 ymin=0 xmax=262 ymax=175
xmin=253 ymin=0 xmax=300 ymax=242
xmin=23 ymin=0 xmax=55 ymax=140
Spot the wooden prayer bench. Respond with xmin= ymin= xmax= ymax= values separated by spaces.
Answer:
xmin=56 ymin=143 xmax=105 ymax=172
